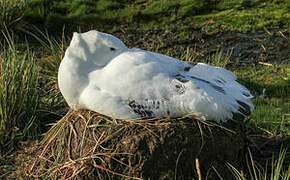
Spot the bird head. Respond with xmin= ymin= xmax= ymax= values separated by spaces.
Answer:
xmin=68 ymin=30 xmax=127 ymax=67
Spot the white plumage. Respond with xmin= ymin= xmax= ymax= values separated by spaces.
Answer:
xmin=58 ymin=30 xmax=254 ymax=122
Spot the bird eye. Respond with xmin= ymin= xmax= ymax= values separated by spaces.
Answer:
xmin=110 ymin=47 xmax=116 ymax=51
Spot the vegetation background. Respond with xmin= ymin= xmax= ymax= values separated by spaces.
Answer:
xmin=0 ymin=0 xmax=289 ymax=179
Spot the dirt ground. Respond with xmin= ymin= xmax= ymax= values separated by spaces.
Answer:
xmin=112 ymin=26 xmax=289 ymax=64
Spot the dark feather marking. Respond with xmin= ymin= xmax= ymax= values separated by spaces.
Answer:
xmin=174 ymin=84 xmax=186 ymax=94
xmin=191 ymin=75 xmax=226 ymax=94
xmin=176 ymin=77 xmax=189 ymax=83
xmin=210 ymin=84 xmax=226 ymax=94
xmin=215 ymin=79 xmax=224 ymax=84
xmin=147 ymin=99 xmax=160 ymax=109
xmin=175 ymin=73 xmax=189 ymax=83
xmin=242 ymin=92 xmax=251 ymax=97
xmin=231 ymin=112 xmax=245 ymax=121
xmin=156 ymin=101 xmax=160 ymax=109
xmin=188 ymin=62 xmax=197 ymax=66
xmin=184 ymin=67 xmax=191 ymax=71
xmin=171 ymin=75 xmax=187 ymax=94
xmin=218 ymin=78 xmax=227 ymax=83
xmin=190 ymin=76 xmax=210 ymax=84
xmin=176 ymin=74 xmax=186 ymax=78
xmin=128 ymin=100 xmax=155 ymax=118
xmin=236 ymin=100 xmax=251 ymax=116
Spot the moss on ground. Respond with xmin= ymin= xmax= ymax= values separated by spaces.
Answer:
xmin=20 ymin=0 xmax=290 ymax=33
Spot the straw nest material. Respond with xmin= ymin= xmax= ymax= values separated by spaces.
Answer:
xmin=22 ymin=110 xmax=247 ymax=179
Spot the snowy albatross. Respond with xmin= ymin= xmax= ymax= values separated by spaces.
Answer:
xmin=58 ymin=30 xmax=254 ymax=122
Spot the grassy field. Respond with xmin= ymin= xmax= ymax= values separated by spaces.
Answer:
xmin=0 ymin=0 xmax=289 ymax=179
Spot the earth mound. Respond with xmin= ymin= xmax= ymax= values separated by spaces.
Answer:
xmin=16 ymin=110 xmax=247 ymax=179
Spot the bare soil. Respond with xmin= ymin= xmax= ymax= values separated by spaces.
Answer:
xmin=112 ymin=26 xmax=290 ymax=64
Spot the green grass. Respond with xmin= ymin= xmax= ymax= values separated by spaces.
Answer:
xmin=250 ymin=98 xmax=289 ymax=135
xmin=1 ymin=0 xmax=289 ymax=34
xmin=0 ymin=31 xmax=40 ymax=150
xmin=0 ymin=0 xmax=27 ymax=35
xmin=1 ymin=1 xmax=289 ymax=36
xmin=228 ymin=148 xmax=290 ymax=180
xmin=26 ymin=28 xmax=68 ymax=122
xmin=234 ymin=64 xmax=289 ymax=135
xmin=192 ymin=3 xmax=290 ymax=33
xmin=0 ymin=0 xmax=289 ymax=178
xmin=17 ymin=0 xmax=289 ymax=33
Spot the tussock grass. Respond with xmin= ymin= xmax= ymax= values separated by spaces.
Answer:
xmin=204 ymin=49 xmax=233 ymax=68
xmin=178 ymin=47 xmax=232 ymax=68
xmin=0 ymin=0 xmax=26 ymax=35
xmin=228 ymin=148 xmax=290 ymax=180
xmin=25 ymin=27 xmax=68 ymax=119
xmin=0 ymin=31 xmax=40 ymax=150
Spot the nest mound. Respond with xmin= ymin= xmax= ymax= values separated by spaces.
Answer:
xmin=22 ymin=110 xmax=247 ymax=179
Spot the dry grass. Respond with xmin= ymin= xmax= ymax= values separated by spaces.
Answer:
xmin=10 ymin=109 xmax=247 ymax=179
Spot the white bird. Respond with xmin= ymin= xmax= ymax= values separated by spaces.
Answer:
xmin=58 ymin=30 xmax=254 ymax=122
